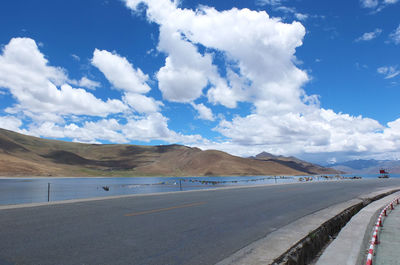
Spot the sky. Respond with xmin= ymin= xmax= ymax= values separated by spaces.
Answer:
xmin=0 ymin=0 xmax=399 ymax=165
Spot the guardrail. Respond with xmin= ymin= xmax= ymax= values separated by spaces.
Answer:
xmin=366 ymin=196 xmax=400 ymax=265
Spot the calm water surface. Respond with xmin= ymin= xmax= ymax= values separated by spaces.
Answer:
xmin=0 ymin=174 xmax=398 ymax=205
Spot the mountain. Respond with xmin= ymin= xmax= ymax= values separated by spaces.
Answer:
xmin=329 ymin=159 xmax=400 ymax=174
xmin=0 ymin=128 xmax=341 ymax=177
xmin=250 ymin=152 xmax=341 ymax=175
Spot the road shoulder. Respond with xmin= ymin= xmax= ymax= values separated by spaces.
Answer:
xmin=216 ymin=188 xmax=400 ymax=265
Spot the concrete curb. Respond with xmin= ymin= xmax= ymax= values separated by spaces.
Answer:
xmin=216 ymin=187 xmax=400 ymax=265
xmin=315 ymin=190 xmax=400 ymax=265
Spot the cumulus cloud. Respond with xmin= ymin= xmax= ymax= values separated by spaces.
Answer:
xmin=126 ymin=0 xmax=307 ymax=109
xmin=0 ymin=38 xmax=128 ymax=118
xmin=0 ymin=37 xmax=203 ymax=146
xmin=355 ymin=28 xmax=382 ymax=42
xmin=377 ymin=66 xmax=400 ymax=79
xmin=191 ymin=103 xmax=215 ymax=121
xmin=0 ymin=116 xmax=24 ymax=132
xmin=389 ymin=24 xmax=400 ymax=44
xmin=92 ymin=49 xmax=151 ymax=93
xmin=76 ymin=76 xmax=101 ymax=90
xmin=25 ymin=114 xmax=204 ymax=145
xmin=92 ymin=48 xmax=165 ymax=114
xmin=123 ymin=92 xmax=163 ymax=114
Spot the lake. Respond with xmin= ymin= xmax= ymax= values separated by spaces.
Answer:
xmin=0 ymin=174 xmax=397 ymax=205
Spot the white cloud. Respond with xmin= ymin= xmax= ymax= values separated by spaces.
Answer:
xmin=191 ymin=103 xmax=215 ymax=121
xmin=389 ymin=24 xmax=400 ymax=45
xmin=0 ymin=116 xmax=23 ymax=132
xmin=71 ymin=54 xmax=80 ymax=61
xmin=355 ymin=28 xmax=382 ymax=42
xmin=92 ymin=49 xmax=151 ymax=93
xmin=156 ymin=56 xmax=209 ymax=102
xmin=0 ymin=37 xmax=204 ymax=146
xmin=384 ymin=0 xmax=399 ymax=3
xmin=360 ymin=0 xmax=399 ymax=11
xmin=295 ymin=13 xmax=308 ymax=21
xmin=377 ymin=66 xmax=400 ymax=79
xmin=77 ymin=76 xmax=101 ymax=90
xmin=126 ymin=1 xmax=308 ymax=109
xmin=361 ymin=0 xmax=379 ymax=8
xmin=123 ymin=92 xmax=163 ymax=114
xmin=256 ymin=0 xmax=309 ymax=22
xmin=256 ymin=0 xmax=284 ymax=6
xmin=91 ymin=48 xmax=165 ymax=114
xmin=26 ymin=114 xmax=204 ymax=146
xmin=0 ymin=38 xmax=128 ymax=119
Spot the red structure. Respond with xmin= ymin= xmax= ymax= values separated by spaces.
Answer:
xmin=379 ymin=168 xmax=389 ymax=178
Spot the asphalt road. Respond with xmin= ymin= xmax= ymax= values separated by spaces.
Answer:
xmin=1 ymin=179 xmax=400 ymax=265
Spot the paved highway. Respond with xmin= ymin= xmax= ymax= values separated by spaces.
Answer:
xmin=1 ymin=179 xmax=400 ymax=265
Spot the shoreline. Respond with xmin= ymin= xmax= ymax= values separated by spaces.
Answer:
xmin=0 ymin=179 xmax=364 ymax=210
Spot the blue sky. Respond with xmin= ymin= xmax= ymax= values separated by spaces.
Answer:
xmin=0 ymin=0 xmax=399 ymax=164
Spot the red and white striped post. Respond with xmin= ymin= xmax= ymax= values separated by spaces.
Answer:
xmin=365 ymin=195 xmax=400 ymax=265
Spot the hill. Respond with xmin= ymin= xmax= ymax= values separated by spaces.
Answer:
xmin=0 ymin=128 xmax=341 ymax=177
xmin=250 ymin=152 xmax=341 ymax=175
xmin=329 ymin=159 xmax=400 ymax=174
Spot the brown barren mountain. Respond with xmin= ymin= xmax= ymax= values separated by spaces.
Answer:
xmin=0 ymin=128 xmax=340 ymax=177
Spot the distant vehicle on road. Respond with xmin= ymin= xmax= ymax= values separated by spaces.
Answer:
xmin=379 ymin=169 xmax=390 ymax=178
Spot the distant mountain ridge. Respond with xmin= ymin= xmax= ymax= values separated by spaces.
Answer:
xmin=250 ymin=152 xmax=341 ymax=175
xmin=329 ymin=159 xmax=400 ymax=174
xmin=0 ymin=128 xmax=341 ymax=177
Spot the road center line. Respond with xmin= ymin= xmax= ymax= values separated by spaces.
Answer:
xmin=125 ymin=201 xmax=206 ymax=217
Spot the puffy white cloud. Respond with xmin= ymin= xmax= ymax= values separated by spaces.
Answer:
xmin=355 ymin=28 xmax=382 ymax=42
xmin=191 ymin=103 xmax=215 ymax=121
xmin=157 ymin=56 xmax=209 ymax=102
xmin=123 ymin=113 xmax=204 ymax=144
xmin=198 ymin=108 xmax=390 ymax=162
xmin=91 ymin=48 xmax=165 ymax=114
xmin=27 ymin=115 xmax=204 ymax=145
xmin=0 ymin=37 xmax=203 ymax=146
xmin=390 ymin=24 xmax=400 ymax=45
xmin=76 ymin=76 xmax=101 ymax=90
xmin=377 ymin=66 xmax=400 ymax=79
xmin=123 ymin=92 xmax=163 ymax=114
xmin=29 ymin=119 xmax=128 ymax=144
xmin=0 ymin=116 xmax=23 ymax=132
xmin=126 ymin=0 xmax=308 ymax=110
xmin=92 ymin=49 xmax=151 ymax=93
xmin=0 ymin=38 xmax=128 ymax=118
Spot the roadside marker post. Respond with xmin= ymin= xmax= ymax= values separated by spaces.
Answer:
xmin=48 ymin=183 xmax=50 ymax=202
xmin=365 ymin=195 xmax=400 ymax=265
